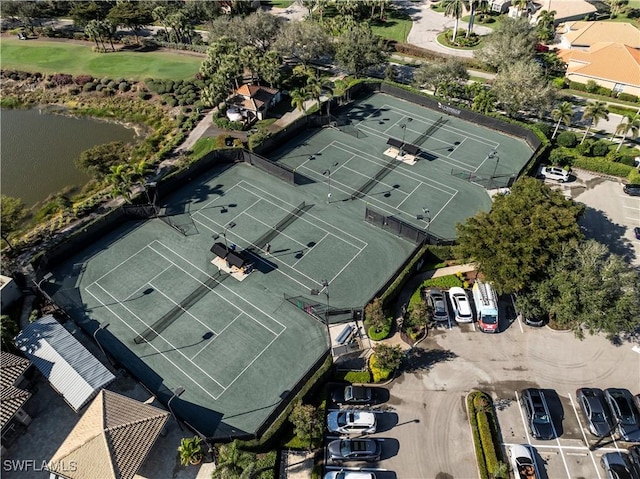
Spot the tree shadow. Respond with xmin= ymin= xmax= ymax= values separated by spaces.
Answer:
xmin=403 ymin=347 xmax=457 ymax=373
xmin=578 ymin=206 xmax=636 ymax=263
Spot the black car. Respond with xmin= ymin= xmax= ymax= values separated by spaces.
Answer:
xmin=327 ymin=438 xmax=382 ymax=463
xmin=604 ymin=388 xmax=640 ymax=442
xmin=601 ymin=452 xmax=637 ymax=479
xmin=623 ymin=184 xmax=640 ymax=196
xmin=629 ymin=445 xmax=640 ymax=478
xmin=634 ymin=227 xmax=640 ymax=241
xmin=576 ymin=388 xmax=614 ymax=437
xmin=521 ymin=388 xmax=555 ymax=440
xmin=422 ymin=287 xmax=450 ymax=322
xmin=331 ymin=385 xmax=374 ymax=406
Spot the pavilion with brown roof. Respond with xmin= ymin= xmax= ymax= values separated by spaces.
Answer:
xmin=47 ymin=389 xmax=169 ymax=479
xmin=227 ymin=84 xmax=281 ymax=122
xmin=558 ymin=42 xmax=640 ymax=97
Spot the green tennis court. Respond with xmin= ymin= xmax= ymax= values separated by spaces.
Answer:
xmin=47 ymin=91 xmax=534 ymax=439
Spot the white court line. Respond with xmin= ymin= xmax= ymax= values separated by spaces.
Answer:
xmin=377 ymin=103 xmax=501 ymax=148
xmin=328 ymin=246 xmax=366 ymax=286
xmin=89 ymin=244 xmax=155 ymax=288
xmin=150 ymin=241 xmax=287 ymax=332
xmin=339 ymin=164 xmax=411 ymax=196
xmin=397 ymin=184 xmax=422 ymax=208
xmin=194 ymin=182 xmax=241 ymax=211
xmin=241 ymin=211 xmax=309 ymax=249
xmin=222 ymin=333 xmax=282 ymax=393
xmin=148 ymin=281 xmax=211 ymax=331
xmin=568 ymin=392 xmax=602 ymax=479
xmin=383 ymin=116 xmax=405 ymax=134
xmin=190 ymin=312 xmax=243 ymax=361
xmin=291 ymin=233 xmax=329 ymax=268
xmin=431 ymin=191 xmax=459 ymax=225
xmin=86 ymin=283 xmax=225 ymax=399
xmin=192 ymin=213 xmax=320 ymax=291
xmin=122 ymin=265 xmax=173 ymax=301
xmin=450 ymin=137 xmax=466 ymax=155
xmin=330 ymin=140 xmax=458 ymax=194
xmin=235 ymin=181 xmax=368 ymax=249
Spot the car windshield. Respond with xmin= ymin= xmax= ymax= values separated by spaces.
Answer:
xmin=615 ymin=400 xmax=636 ymax=425
xmin=533 ymin=406 xmax=550 ymax=423
xmin=483 ymin=315 xmax=497 ymax=324
xmin=434 ymin=300 xmax=446 ymax=314
xmin=337 ymin=413 xmax=348 ymax=427
xmin=592 ymin=411 xmax=606 ymax=422
xmin=340 ymin=441 xmax=352 ymax=455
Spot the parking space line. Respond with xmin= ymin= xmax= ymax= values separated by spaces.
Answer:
xmin=568 ymin=392 xmax=602 ymax=479
xmin=514 ymin=390 xmax=532 ymax=444
xmin=544 ymin=392 xmax=572 ymax=479
xmin=502 ymin=442 xmax=621 ymax=453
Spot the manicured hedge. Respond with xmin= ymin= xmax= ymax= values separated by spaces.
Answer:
xmin=422 ymin=274 xmax=464 ymax=289
xmin=467 ymin=393 xmax=489 ymax=479
xmin=368 ymin=318 xmax=393 ymax=341
xmin=341 ymin=370 xmax=372 ymax=383
xmin=467 ymin=391 xmax=503 ymax=479
xmin=477 ymin=411 xmax=499 ymax=474
xmin=369 ymin=354 xmax=391 ymax=383
xmin=572 ymin=156 xmax=635 ymax=177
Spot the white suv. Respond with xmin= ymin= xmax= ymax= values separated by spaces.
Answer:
xmin=327 ymin=410 xmax=377 ymax=434
xmin=539 ymin=166 xmax=570 ymax=182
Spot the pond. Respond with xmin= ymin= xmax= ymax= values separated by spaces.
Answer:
xmin=1 ymin=108 xmax=136 ymax=208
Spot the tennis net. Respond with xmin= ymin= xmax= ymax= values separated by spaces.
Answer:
xmin=250 ymin=202 xmax=312 ymax=250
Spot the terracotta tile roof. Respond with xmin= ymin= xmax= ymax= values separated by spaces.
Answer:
xmin=49 ymin=390 xmax=169 ymax=479
xmin=0 ymin=386 xmax=31 ymax=429
xmin=0 ymin=351 xmax=31 ymax=390
xmin=234 ymin=84 xmax=279 ymax=112
xmin=559 ymin=43 xmax=640 ymax=87
xmin=563 ymin=21 xmax=640 ymax=48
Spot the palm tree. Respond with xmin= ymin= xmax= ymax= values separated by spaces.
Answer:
xmin=472 ymin=89 xmax=496 ymax=114
xmin=305 ymin=75 xmax=323 ymax=108
xmin=290 ymin=88 xmax=309 ymax=113
xmin=443 ymin=0 xmax=469 ymax=43
xmin=106 ymin=164 xmax=133 ymax=201
xmin=580 ymin=101 xmax=610 ymax=144
xmin=212 ymin=441 xmax=257 ymax=479
xmin=178 ymin=436 xmax=203 ymax=466
xmin=614 ymin=112 xmax=640 ymax=152
xmin=467 ymin=0 xmax=487 ymax=37
xmin=513 ymin=0 xmax=528 ymax=17
xmin=551 ymin=101 xmax=573 ymax=139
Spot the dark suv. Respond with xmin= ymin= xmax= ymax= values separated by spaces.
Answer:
xmin=521 ymin=388 xmax=555 ymax=440
xmin=623 ymin=184 xmax=640 ymax=196
xmin=422 ymin=287 xmax=450 ymax=322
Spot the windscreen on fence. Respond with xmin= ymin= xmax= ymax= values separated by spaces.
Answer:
xmin=242 ymin=150 xmax=295 ymax=185
xmin=364 ymin=205 xmax=455 ymax=245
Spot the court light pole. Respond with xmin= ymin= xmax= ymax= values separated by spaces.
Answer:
xmin=223 ymin=222 xmax=236 ymax=250
xmin=399 ymin=117 xmax=413 ymax=157
xmin=310 ymin=280 xmax=331 ymax=348
xmin=93 ymin=322 xmax=111 ymax=364
xmin=168 ymin=387 xmax=185 ymax=431
xmin=322 ymin=162 xmax=339 ymax=203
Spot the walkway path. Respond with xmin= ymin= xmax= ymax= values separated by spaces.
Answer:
xmin=382 ymin=263 xmax=476 ymax=349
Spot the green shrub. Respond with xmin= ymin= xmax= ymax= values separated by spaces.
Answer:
xmin=585 ymin=79 xmax=599 ymax=93
xmin=536 ymin=122 xmax=552 ymax=139
xmin=556 ymin=131 xmax=577 ymax=147
xmin=369 ymin=354 xmax=391 ymax=383
xmin=597 ymin=86 xmax=612 ymax=97
xmin=617 ymin=92 xmax=638 ymax=103
xmin=477 ymin=411 xmax=499 ymax=474
xmin=368 ymin=317 xmax=393 ymax=341
xmin=627 ymin=169 xmax=640 ymax=183
xmin=572 ymin=156 xmax=634 ymax=177
xmin=468 ymin=393 xmax=489 ymax=479
xmin=82 ymin=82 xmax=96 ymax=92
xmin=551 ymin=77 xmax=566 ymax=89
xmin=569 ymin=81 xmax=586 ymax=92
xmin=615 ymin=155 xmax=636 ymax=166
xmin=549 ymin=147 xmax=577 ymax=166
xmin=118 ymin=82 xmax=130 ymax=92
xmin=592 ymin=140 xmax=610 ymax=157
xmin=248 ymin=128 xmax=272 ymax=151
xmin=421 ymin=274 xmax=464 ymax=289
xmin=575 ymin=140 xmax=592 ymax=157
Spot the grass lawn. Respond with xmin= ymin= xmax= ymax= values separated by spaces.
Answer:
xmin=262 ymin=0 xmax=294 ymax=7
xmin=0 ymin=38 xmax=202 ymax=80
xmin=461 ymin=14 xmax=502 ymax=30
xmin=436 ymin=31 xmax=483 ymax=50
xmin=602 ymin=15 xmax=640 ymax=25
xmin=370 ymin=9 xmax=413 ymax=43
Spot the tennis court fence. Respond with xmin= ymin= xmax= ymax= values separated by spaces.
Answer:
xmin=364 ymin=205 xmax=455 ymax=245
xmin=450 ymin=169 xmax=516 ymax=190
xmin=284 ymin=294 xmax=363 ymax=325
xmin=327 ymin=114 xmax=365 ymax=139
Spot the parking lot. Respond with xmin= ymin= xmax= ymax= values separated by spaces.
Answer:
xmin=544 ymin=169 xmax=640 ymax=267
xmin=343 ymin=305 xmax=640 ymax=478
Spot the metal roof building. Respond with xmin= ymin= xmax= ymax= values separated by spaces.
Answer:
xmin=15 ymin=315 xmax=115 ymax=412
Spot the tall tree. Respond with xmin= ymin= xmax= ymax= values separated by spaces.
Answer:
xmin=274 ymin=21 xmax=329 ymax=67
xmin=456 ymin=177 xmax=584 ymax=294
xmin=289 ymin=401 xmax=324 ymax=450
xmin=467 ymin=0 xmax=488 ymax=37
xmin=257 ymin=51 xmax=283 ymax=88
xmin=290 ymin=88 xmax=309 ymax=113
xmin=200 ymin=37 xmax=243 ymax=107
xmin=614 ymin=112 xmax=640 ymax=152
xmin=75 ymin=141 xmax=127 ymax=180
xmin=1 ymin=195 xmax=28 ymax=250
xmin=334 ymin=24 xmax=388 ymax=78
xmin=492 ymin=59 xmax=555 ymax=118
xmin=471 ymin=88 xmax=496 ymax=114
xmin=474 ymin=17 xmax=537 ymax=72
xmin=442 ymin=0 xmax=469 ymax=43
xmin=521 ymin=240 xmax=640 ymax=339
xmin=580 ymin=101 xmax=609 ymax=144
xmin=372 ymin=343 xmax=403 ymax=372
xmin=107 ymin=1 xmax=152 ymax=44
xmin=414 ymin=59 xmax=469 ymax=97
xmin=536 ymin=9 xmax=556 ymax=43
xmin=551 ymin=101 xmax=573 ymax=139
xmin=106 ymin=164 xmax=133 ymax=201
